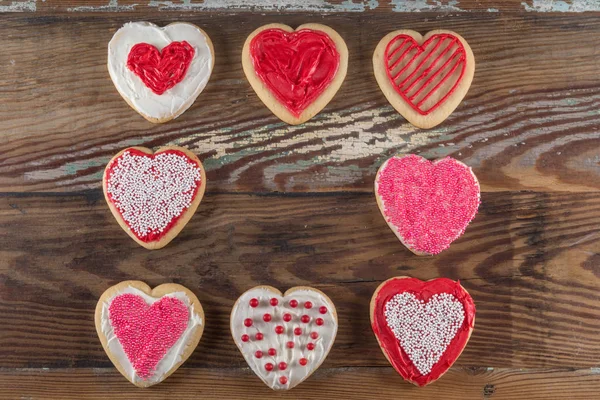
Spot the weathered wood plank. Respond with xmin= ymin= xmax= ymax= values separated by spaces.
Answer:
xmin=1 ymin=367 xmax=599 ymax=399
xmin=1 ymin=191 xmax=599 ymax=368
xmin=3 ymin=0 xmax=600 ymax=14
xmin=1 ymin=14 xmax=599 ymax=193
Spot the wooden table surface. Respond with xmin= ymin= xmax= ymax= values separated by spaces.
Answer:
xmin=1 ymin=0 xmax=600 ymax=399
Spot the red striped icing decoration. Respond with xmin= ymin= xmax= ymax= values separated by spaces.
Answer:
xmin=109 ymin=294 xmax=189 ymax=379
xmin=384 ymin=33 xmax=466 ymax=115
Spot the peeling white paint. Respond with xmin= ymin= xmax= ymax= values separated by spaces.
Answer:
xmin=521 ymin=0 xmax=600 ymax=12
xmin=391 ymin=0 xmax=461 ymax=12
xmin=0 ymin=0 xmax=36 ymax=12
xmin=67 ymin=0 xmax=136 ymax=12
xmin=147 ymin=0 xmax=378 ymax=12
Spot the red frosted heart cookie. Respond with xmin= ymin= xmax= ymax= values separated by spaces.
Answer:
xmin=370 ymin=277 xmax=475 ymax=387
xmin=103 ymin=146 xmax=206 ymax=250
xmin=230 ymin=286 xmax=338 ymax=390
xmin=375 ymin=154 xmax=480 ymax=255
xmin=242 ymin=23 xmax=348 ymax=125
xmin=95 ymin=281 xmax=204 ymax=387
xmin=373 ymin=30 xmax=475 ymax=128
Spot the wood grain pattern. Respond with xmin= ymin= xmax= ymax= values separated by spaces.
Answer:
xmin=1 ymin=192 xmax=599 ymax=369
xmin=4 ymin=0 xmax=600 ymax=14
xmin=1 ymin=14 xmax=599 ymax=193
xmin=1 ymin=367 xmax=599 ymax=399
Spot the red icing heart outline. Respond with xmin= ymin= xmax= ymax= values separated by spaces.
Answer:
xmin=371 ymin=277 xmax=475 ymax=387
xmin=109 ymin=294 xmax=189 ymax=379
xmin=375 ymin=155 xmax=480 ymax=255
xmin=127 ymin=41 xmax=195 ymax=95
xmin=384 ymin=33 xmax=466 ymax=115
xmin=249 ymin=28 xmax=340 ymax=117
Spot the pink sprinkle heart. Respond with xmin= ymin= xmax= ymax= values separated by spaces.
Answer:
xmin=375 ymin=155 xmax=480 ymax=255
xmin=109 ymin=294 xmax=189 ymax=379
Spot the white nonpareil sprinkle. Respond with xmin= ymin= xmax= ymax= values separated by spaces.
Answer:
xmin=384 ymin=292 xmax=465 ymax=376
xmin=106 ymin=151 xmax=202 ymax=238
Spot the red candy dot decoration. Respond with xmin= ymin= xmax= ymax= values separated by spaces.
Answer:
xmin=263 ymin=313 xmax=272 ymax=322
xmin=278 ymin=362 xmax=288 ymax=371
xmin=279 ymin=376 xmax=288 ymax=385
xmin=244 ymin=318 xmax=253 ymax=327
xmin=316 ymin=318 xmax=324 ymax=326
xmin=283 ymin=313 xmax=292 ymax=322
xmin=294 ymin=327 xmax=302 ymax=336
xmin=304 ymin=301 xmax=313 ymax=309
xmin=249 ymin=298 xmax=259 ymax=308
xmin=289 ymin=299 xmax=298 ymax=308
xmin=270 ymin=298 xmax=279 ymax=306
xmin=275 ymin=325 xmax=284 ymax=334
xmin=255 ymin=332 xmax=264 ymax=340
xmin=310 ymin=332 xmax=319 ymax=339
xmin=307 ymin=343 xmax=315 ymax=350
xmin=255 ymin=350 xmax=263 ymax=359
xmin=241 ymin=334 xmax=249 ymax=342
xmin=299 ymin=358 xmax=308 ymax=366
xmin=265 ymin=363 xmax=274 ymax=372
xmin=286 ymin=341 xmax=295 ymax=348
xmin=301 ymin=315 xmax=310 ymax=323
xmin=319 ymin=306 xmax=327 ymax=314
xmin=268 ymin=348 xmax=277 ymax=356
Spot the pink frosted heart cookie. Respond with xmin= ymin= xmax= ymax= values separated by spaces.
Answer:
xmin=103 ymin=146 xmax=206 ymax=250
xmin=230 ymin=286 xmax=338 ymax=390
xmin=95 ymin=281 xmax=204 ymax=387
xmin=375 ymin=154 xmax=480 ymax=255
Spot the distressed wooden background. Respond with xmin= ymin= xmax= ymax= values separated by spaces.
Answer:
xmin=1 ymin=0 xmax=600 ymax=399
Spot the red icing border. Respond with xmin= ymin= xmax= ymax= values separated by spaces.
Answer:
xmin=105 ymin=148 xmax=202 ymax=243
xmin=371 ymin=277 xmax=475 ymax=386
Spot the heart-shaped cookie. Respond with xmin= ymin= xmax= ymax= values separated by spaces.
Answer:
xmin=108 ymin=22 xmax=214 ymax=123
xmin=370 ymin=277 xmax=475 ymax=387
xmin=95 ymin=281 xmax=204 ymax=387
xmin=230 ymin=286 xmax=338 ymax=390
xmin=242 ymin=23 xmax=348 ymax=125
xmin=375 ymin=154 xmax=480 ymax=255
xmin=103 ymin=146 xmax=206 ymax=250
xmin=373 ymin=30 xmax=474 ymax=129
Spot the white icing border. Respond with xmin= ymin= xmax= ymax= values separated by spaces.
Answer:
xmin=108 ymin=21 xmax=213 ymax=121
xmin=231 ymin=288 xmax=337 ymax=390
xmin=100 ymin=286 xmax=203 ymax=385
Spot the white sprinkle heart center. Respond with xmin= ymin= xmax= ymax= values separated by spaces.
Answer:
xmin=384 ymin=292 xmax=465 ymax=375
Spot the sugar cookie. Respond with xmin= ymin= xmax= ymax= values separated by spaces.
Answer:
xmin=231 ymin=286 xmax=338 ymax=390
xmin=102 ymin=146 xmax=206 ymax=250
xmin=370 ymin=277 xmax=475 ymax=386
xmin=375 ymin=154 xmax=480 ymax=255
xmin=373 ymin=30 xmax=474 ymax=128
xmin=242 ymin=23 xmax=348 ymax=125
xmin=95 ymin=280 xmax=204 ymax=387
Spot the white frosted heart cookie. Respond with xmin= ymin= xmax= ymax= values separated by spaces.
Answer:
xmin=95 ymin=281 xmax=204 ymax=387
xmin=108 ymin=21 xmax=214 ymax=123
xmin=102 ymin=146 xmax=206 ymax=250
xmin=373 ymin=30 xmax=475 ymax=129
xmin=242 ymin=23 xmax=348 ymax=125
xmin=230 ymin=286 xmax=338 ymax=390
